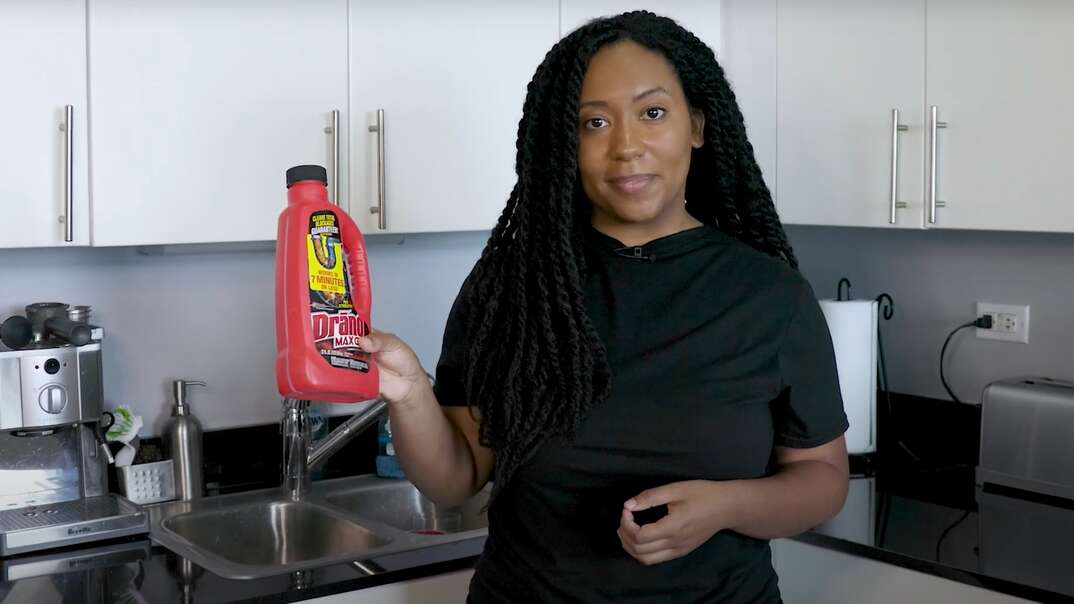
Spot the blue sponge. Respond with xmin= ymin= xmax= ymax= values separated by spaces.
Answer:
xmin=376 ymin=454 xmax=406 ymax=479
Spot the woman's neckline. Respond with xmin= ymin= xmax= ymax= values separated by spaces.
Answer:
xmin=584 ymin=223 xmax=718 ymax=261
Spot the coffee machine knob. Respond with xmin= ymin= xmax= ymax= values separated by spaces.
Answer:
xmin=38 ymin=385 xmax=68 ymax=414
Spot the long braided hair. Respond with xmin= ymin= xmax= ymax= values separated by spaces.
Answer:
xmin=462 ymin=11 xmax=798 ymax=501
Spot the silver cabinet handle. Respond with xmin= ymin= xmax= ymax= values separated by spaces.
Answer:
xmin=60 ymin=105 xmax=74 ymax=242
xmin=928 ymin=105 xmax=948 ymax=224
xmin=328 ymin=109 xmax=341 ymax=206
xmin=889 ymin=109 xmax=909 ymax=225
xmin=368 ymin=109 xmax=386 ymax=230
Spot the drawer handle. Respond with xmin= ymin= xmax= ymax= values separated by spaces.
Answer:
xmin=327 ymin=109 xmax=342 ymax=206
xmin=368 ymin=109 xmax=386 ymax=230
xmin=928 ymin=105 xmax=948 ymax=224
xmin=889 ymin=108 xmax=909 ymax=225
xmin=60 ymin=105 xmax=74 ymax=242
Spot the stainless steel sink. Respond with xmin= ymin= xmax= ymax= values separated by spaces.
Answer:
xmin=324 ymin=480 xmax=490 ymax=536
xmin=148 ymin=475 xmax=490 ymax=580
xmin=150 ymin=489 xmax=419 ymax=580
xmin=162 ymin=499 xmax=389 ymax=567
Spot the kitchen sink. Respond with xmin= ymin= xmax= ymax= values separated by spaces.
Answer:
xmin=150 ymin=490 xmax=416 ymax=580
xmin=162 ymin=499 xmax=389 ymax=567
xmin=324 ymin=479 xmax=490 ymax=536
xmin=148 ymin=475 xmax=490 ymax=580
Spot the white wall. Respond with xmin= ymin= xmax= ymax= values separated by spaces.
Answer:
xmin=788 ymin=225 xmax=1074 ymax=405
xmin=4 ymin=224 xmax=1073 ymax=433
xmin=0 ymin=232 xmax=486 ymax=435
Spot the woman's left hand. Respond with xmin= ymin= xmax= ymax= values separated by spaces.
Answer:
xmin=618 ymin=480 xmax=734 ymax=566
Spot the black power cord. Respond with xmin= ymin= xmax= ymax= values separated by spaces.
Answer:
xmin=935 ymin=509 xmax=972 ymax=563
xmin=876 ymin=301 xmax=987 ymax=473
xmin=925 ymin=316 xmax=992 ymax=563
xmin=930 ymin=316 xmax=991 ymax=563
xmin=939 ymin=315 xmax=993 ymax=404
xmin=875 ymin=294 xmax=924 ymax=464
xmin=868 ymin=302 xmax=985 ymax=554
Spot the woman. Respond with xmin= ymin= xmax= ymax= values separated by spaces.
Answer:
xmin=358 ymin=11 xmax=850 ymax=603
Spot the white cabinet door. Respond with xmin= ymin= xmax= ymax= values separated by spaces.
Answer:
xmin=559 ymin=1 xmax=721 ymax=48
xmin=773 ymin=539 xmax=1034 ymax=604
xmin=303 ymin=569 xmax=474 ymax=603
xmin=925 ymin=0 xmax=1074 ymax=233
xmin=721 ymin=0 xmax=777 ymax=196
xmin=348 ymin=1 xmax=558 ymax=235
xmin=775 ymin=0 xmax=926 ymax=229
xmin=89 ymin=0 xmax=348 ymax=246
xmin=0 ymin=0 xmax=90 ymax=248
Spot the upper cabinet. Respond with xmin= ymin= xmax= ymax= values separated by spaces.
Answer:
xmin=727 ymin=0 xmax=1074 ymax=234
xmin=925 ymin=0 xmax=1074 ymax=232
xmin=720 ymin=1 xmax=777 ymax=195
xmin=347 ymin=1 xmax=558 ymax=235
xmin=559 ymin=1 xmax=721 ymax=45
xmin=775 ymin=0 xmax=926 ymax=229
xmin=346 ymin=1 xmax=718 ymax=236
xmin=7 ymin=2 xmax=1071 ymax=249
xmin=89 ymin=0 xmax=348 ymax=246
xmin=0 ymin=0 xmax=91 ymax=247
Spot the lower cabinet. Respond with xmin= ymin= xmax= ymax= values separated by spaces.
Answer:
xmin=772 ymin=539 xmax=1032 ymax=604
xmin=304 ymin=569 xmax=474 ymax=604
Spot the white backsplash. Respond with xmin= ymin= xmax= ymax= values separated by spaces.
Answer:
xmin=0 ymin=231 xmax=487 ymax=436
xmin=787 ymin=225 xmax=1074 ymax=404
xmin=3 ymin=224 xmax=1072 ymax=435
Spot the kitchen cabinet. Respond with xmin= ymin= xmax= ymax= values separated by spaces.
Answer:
xmin=720 ymin=0 xmax=777 ymax=195
xmin=774 ymin=0 xmax=926 ymax=229
xmin=347 ymin=1 xmax=718 ymax=236
xmin=924 ymin=0 xmax=1074 ymax=232
xmin=0 ymin=0 xmax=91 ymax=248
xmin=772 ymin=539 xmax=1034 ymax=603
xmin=9 ymin=2 xmax=724 ymax=247
xmin=89 ymin=0 xmax=348 ymax=246
xmin=730 ymin=0 xmax=1074 ymax=234
xmin=559 ymin=1 xmax=721 ymax=46
xmin=303 ymin=569 xmax=473 ymax=603
xmin=348 ymin=1 xmax=559 ymax=235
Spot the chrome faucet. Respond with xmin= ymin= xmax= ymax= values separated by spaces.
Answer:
xmin=281 ymin=397 xmax=389 ymax=499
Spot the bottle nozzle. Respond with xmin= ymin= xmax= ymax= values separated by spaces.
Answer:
xmin=173 ymin=380 xmax=206 ymax=414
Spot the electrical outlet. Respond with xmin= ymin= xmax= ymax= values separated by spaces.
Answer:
xmin=976 ymin=302 xmax=1031 ymax=343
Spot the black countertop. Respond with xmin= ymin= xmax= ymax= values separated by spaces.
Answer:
xmin=0 ymin=532 xmax=483 ymax=603
xmin=4 ymin=466 xmax=1074 ymax=603
xmin=802 ymin=466 xmax=1074 ymax=603
xmin=4 ymin=392 xmax=1073 ymax=603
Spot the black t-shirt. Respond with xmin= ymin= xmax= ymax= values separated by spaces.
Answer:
xmin=434 ymin=225 xmax=849 ymax=604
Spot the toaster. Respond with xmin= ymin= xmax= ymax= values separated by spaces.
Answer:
xmin=977 ymin=376 xmax=1074 ymax=501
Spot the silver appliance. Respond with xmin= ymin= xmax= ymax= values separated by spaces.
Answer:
xmin=0 ymin=303 xmax=148 ymax=556
xmin=977 ymin=376 xmax=1074 ymax=501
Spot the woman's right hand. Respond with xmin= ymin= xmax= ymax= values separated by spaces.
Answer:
xmin=358 ymin=330 xmax=430 ymax=406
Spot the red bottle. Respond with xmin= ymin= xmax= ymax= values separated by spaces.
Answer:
xmin=275 ymin=165 xmax=379 ymax=402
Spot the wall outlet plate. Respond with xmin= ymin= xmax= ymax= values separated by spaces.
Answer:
xmin=976 ymin=302 xmax=1030 ymax=343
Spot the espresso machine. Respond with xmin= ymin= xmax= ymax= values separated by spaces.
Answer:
xmin=0 ymin=303 xmax=147 ymax=556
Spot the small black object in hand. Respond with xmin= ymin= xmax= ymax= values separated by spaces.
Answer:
xmin=631 ymin=504 xmax=669 ymax=526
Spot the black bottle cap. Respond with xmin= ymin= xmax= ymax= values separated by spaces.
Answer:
xmin=286 ymin=165 xmax=328 ymax=188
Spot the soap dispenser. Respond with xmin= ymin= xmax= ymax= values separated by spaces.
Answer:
xmin=165 ymin=379 xmax=206 ymax=501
